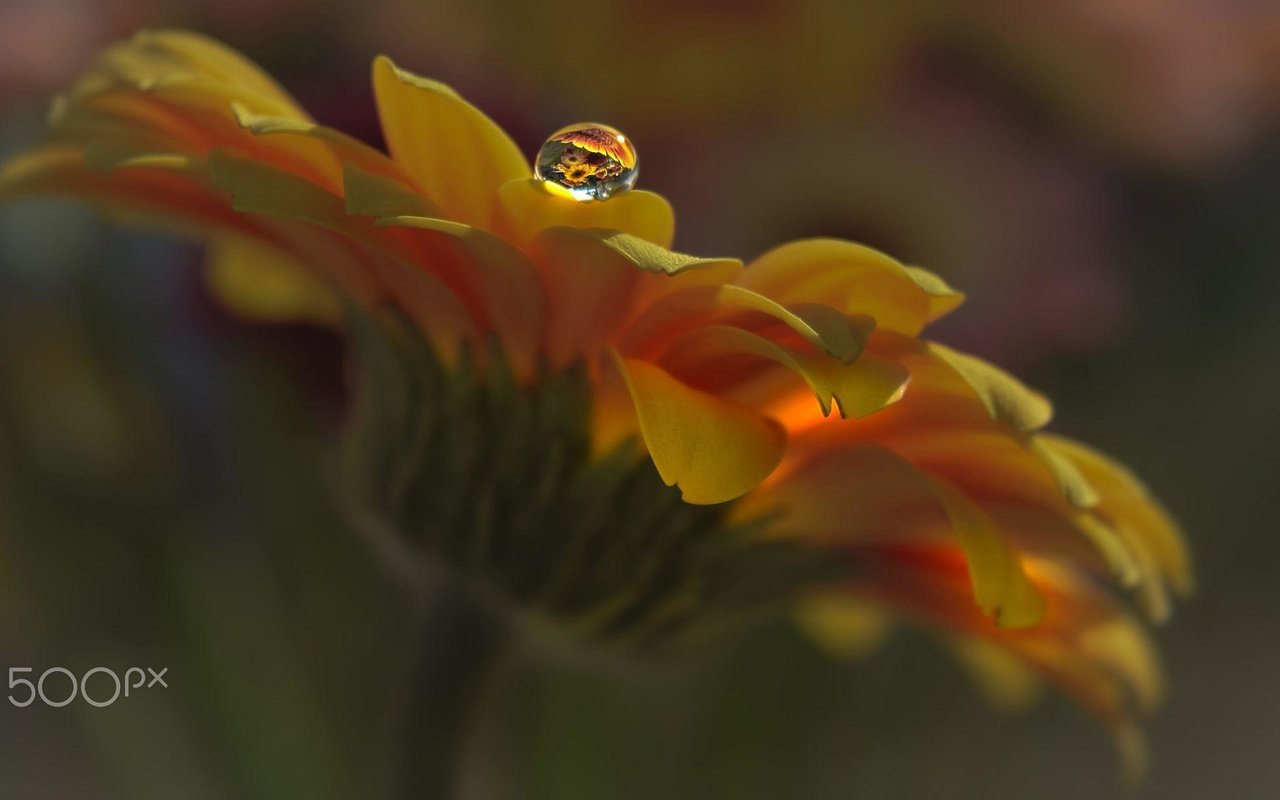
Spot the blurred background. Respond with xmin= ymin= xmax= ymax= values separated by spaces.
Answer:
xmin=0 ymin=0 xmax=1277 ymax=797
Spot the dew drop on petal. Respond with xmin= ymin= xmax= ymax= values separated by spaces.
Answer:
xmin=534 ymin=123 xmax=638 ymax=202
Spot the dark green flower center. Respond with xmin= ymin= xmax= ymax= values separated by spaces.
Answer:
xmin=343 ymin=308 xmax=839 ymax=653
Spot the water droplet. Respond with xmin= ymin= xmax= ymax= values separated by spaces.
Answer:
xmin=534 ymin=123 xmax=638 ymax=201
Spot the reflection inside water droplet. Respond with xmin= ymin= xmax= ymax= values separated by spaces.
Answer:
xmin=534 ymin=123 xmax=638 ymax=202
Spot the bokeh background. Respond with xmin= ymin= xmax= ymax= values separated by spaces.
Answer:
xmin=1 ymin=1 xmax=1277 ymax=797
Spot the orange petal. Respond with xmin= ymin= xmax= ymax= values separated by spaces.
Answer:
xmin=738 ymin=444 xmax=1044 ymax=627
xmin=655 ymin=324 xmax=907 ymax=420
xmin=374 ymin=216 xmax=547 ymax=376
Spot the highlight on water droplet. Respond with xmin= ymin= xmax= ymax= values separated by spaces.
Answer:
xmin=534 ymin=123 xmax=638 ymax=202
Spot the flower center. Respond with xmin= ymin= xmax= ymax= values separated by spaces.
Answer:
xmin=342 ymin=308 xmax=838 ymax=654
xmin=534 ymin=123 xmax=638 ymax=202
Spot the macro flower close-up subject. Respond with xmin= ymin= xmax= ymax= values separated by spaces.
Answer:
xmin=0 ymin=25 xmax=1216 ymax=800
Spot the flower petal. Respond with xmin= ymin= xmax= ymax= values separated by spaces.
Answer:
xmin=656 ymin=324 xmax=909 ymax=419
xmin=343 ymin=163 xmax=440 ymax=219
xmin=739 ymin=444 xmax=1045 ymax=626
xmin=553 ymin=229 xmax=741 ymax=278
xmin=232 ymin=103 xmax=417 ymax=193
xmin=849 ymin=545 xmax=1160 ymax=779
xmin=881 ymin=428 xmax=1137 ymax=586
xmin=926 ymin=342 xmax=1053 ymax=433
xmin=526 ymin=230 xmax=645 ymax=367
xmin=205 ymin=235 xmax=339 ymax=324
xmin=496 ymin=178 xmax=675 ymax=248
xmin=371 ymin=56 xmax=528 ymax=229
xmin=737 ymin=238 xmax=963 ymax=336
xmin=1040 ymin=435 xmax=1193 ymax=599
xmin=374 ymin=215 xmax=548 ymax=372
xmin=0 ymin=145 xmax=263 ymax=239
xmin=120 ymin=29 xmax=303 ymax=115
xmin=619 ymin=284 xmax=868 ymax=364
xmin=795 ymin=594 xmax=891 ymax=659
xmin=610 ymin=354 xmax=785 ymax=504
xmin=930 ymin=477 xmax=1048 ymax=627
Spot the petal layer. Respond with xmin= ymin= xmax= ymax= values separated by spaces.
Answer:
xmin=611 ymin=355 xmax=786 ymax=505
xmin=372 ymin=57 xmax=528 ymax=230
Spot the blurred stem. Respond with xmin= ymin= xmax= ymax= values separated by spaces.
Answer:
xmin=401 ymin=586 xmax=506 ymax=800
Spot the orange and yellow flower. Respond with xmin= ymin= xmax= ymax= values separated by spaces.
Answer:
xmin=550 ymin=124 xmax=637 ymax=171
xmin=0 ymin=29 xmax=1190 ymax=775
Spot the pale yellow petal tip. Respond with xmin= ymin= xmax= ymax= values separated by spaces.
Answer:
xmin=1027 ymin=436 xmax=1102 ymax=509
xmin=928 ymin=342 xmax=1055 ymax=432
xmin=231 ymin=101 xmax=306 ymax=135
xmin=903 ymin=264 xmax=966 ymax=318
xmin=1115 ymin=725 xmax=1150 ymax=786
xmin=372 ymin=54 xmax=460 ymax=99
xmin=796 ymin=596 xmax=890 ymax=660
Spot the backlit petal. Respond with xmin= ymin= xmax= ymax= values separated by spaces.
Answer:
xmin=738 ymin=238 xmax=963 ymax=335
xmin=372 ymin=56 xmax=528 ymax=229
xmin=205 ymin=235 xmax=339 ymax=324
xmin=496 ymin=178 xmax=675 ymax=248
xmin=611 ymin=354 xmax=786 ymax=504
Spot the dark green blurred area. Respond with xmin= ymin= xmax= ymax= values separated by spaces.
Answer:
xmin=1 ymin=1 xmax=1278 ymax=798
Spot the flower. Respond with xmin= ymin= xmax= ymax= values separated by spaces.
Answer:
xmin=0 ymin=29 xmax=1190 ymax=776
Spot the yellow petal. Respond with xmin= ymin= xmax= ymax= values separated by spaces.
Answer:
xmin=205 ymin=235 xmax=339 ymax=324
xmin=737 ymin=238 xmax=963 ymax=336
xmin=371 ymin=56 xmax=527 ymax=229
xmin=496 ymin=178 xmax=675 ymax=248
xmin=1025 ymin=435 xmax=1100 ymax=508
xmin=932 ymin=475 xmax=1047 ymax=628
xmin=795 ymin=594 xmax=890 ymax=660
xmin=1079 ymin=617 xmax=1164 ymax=714
xmin=926 ymin=342 xmax=1053 ymax=433
xmin=610 ymin=354 xmax=785 ymax=504
xmin=948 ymin=636 xmax=1042 ymax=711
xmin=55 ymin=32 xmax=307 ymax=159
xmin=124 ymin=29 xmax=303 ymax=116
xmin=1039 ymin=435 xmax=1192 ymax=596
